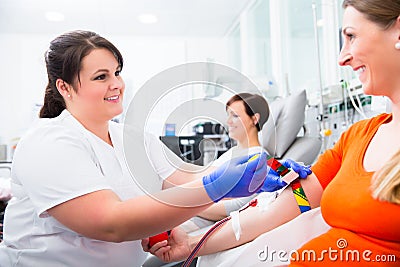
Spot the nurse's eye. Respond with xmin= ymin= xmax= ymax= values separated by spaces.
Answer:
xmin=115 ymin=70 xmax=121 ymax=76
xmin=94 ymin=74 xmax=106 ymax=80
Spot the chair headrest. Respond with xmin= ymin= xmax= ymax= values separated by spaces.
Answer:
xmin=261 ymin=90 xmax=307 ymax=158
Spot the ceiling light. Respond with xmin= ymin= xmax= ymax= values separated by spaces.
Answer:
xmin=45 ymin=11 xmax=65 ymax=22
xmin=137 ymin=13 xmax=158 ymax=24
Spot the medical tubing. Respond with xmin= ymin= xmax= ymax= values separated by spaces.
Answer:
xmin=181 ymin=199 xmax=258 ymax=267
xmin=182 ymin=156 xmax=311 ymax=266
xmin=345 ymin=83 xmax=367 ymax=119
xmin=355 ymin=92 xmax=367 ymax=118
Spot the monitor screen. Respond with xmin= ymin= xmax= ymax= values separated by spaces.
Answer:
xmin=160 ymin=136 xmax=204 ymax=165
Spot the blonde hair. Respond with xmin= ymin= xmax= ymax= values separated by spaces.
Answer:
xmin=371 ymin=150 xmax=400 ymax=204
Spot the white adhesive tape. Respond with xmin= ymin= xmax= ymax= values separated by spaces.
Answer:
xmin=282 ymin=169 xmax=299 ymax=184
xmin=230 ymin=210 xmax=242 ymax=241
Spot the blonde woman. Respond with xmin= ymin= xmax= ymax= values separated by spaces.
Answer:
xmin=371 ymin=149 xmax=400 ymax=204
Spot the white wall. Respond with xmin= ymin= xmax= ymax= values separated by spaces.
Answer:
xmin=0 ymin=34 xmax=50 ymax=143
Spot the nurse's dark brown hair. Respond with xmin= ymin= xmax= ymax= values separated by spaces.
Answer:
xmin=226 ymin=93 xmax=269 ymax=132
xmin=39 ymin=30 xmax=124 ymax=118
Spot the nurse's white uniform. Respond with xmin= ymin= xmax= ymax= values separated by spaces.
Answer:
xmin=0 ymin=110 xmax=174 ymax=267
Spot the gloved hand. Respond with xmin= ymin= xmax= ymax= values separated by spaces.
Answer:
xmin=203 ymin=152 xmax=268 ymax=202
xmin=258 ymin=159 xmax=312 ymax=192
xmin=284 ymin=159 xmax=312 ymax=179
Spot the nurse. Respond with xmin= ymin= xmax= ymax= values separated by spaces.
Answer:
xmin=0 ymin=30 xmax=278 ymax=267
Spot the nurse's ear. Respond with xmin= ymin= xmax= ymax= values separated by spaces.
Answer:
xmin=56 ymin=79 xmax=73 ymax=100
xmin=253 ymin=113 xmax=260 ymax=127
xmin=252 ymin=113 xmax=260 ymax=129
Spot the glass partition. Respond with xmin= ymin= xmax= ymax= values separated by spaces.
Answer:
xmin=226 ymin=0 xmax=343 ymax=102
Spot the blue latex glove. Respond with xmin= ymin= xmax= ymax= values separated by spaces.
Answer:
xmin=258 ymin=159 xmax=312 ymax=192
xmin=203 ymin=152 xmax=268 ymax=202
xmin=284 ymin=159 xmax=312 ymax=179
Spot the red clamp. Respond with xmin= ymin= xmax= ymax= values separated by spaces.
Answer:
xmin=148 ymin=231 xmax=170 ymax=247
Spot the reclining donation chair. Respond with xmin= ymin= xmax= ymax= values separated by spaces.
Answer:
xmin=261 ymin=89 xmax=322 ymax=165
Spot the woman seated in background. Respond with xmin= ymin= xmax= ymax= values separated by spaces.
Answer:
xmin=143 ymin=1 xmax=400 ymax=266
xmin=179 ymin=93 xmax=308 ymax=233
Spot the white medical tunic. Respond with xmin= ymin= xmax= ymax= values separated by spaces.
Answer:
xmin=0 ymin=110 xmax=172 ymax=267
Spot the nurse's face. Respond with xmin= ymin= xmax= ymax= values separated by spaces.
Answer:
xmin=338 ymin=7 xmax=400 ymax=99
xmin=70 ymin=48 xmax=125 ymax=122
xmin=226 ymin=100 xmax=256 ymax=143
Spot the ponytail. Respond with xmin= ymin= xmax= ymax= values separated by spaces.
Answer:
xmin=39 ymin=78 xmax=66 ymax=118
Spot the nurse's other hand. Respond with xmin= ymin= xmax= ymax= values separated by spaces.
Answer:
xmin=142 ymin=227 xmax=191 ymax=263
xmin=283 ymin=159 xmax=312 ymax=179
xmin=258 ymin=159 xmax=312 ymax=192
xmin=257 ymin=168 xmax=287 ymax=192
xmin=202 ymin=152 xmax=268 ymax=202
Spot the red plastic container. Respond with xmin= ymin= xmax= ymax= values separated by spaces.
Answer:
xmin=148 ymin=231 xmax=169 ymax=247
